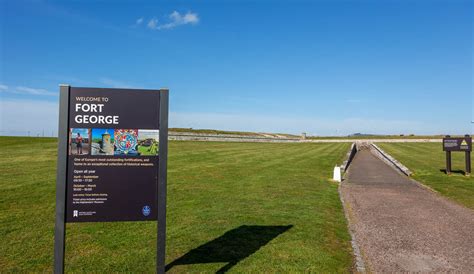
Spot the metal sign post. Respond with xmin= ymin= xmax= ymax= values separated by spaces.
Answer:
xmin=53 ymin=85 xmax=70 ymax=274
xmin=157 ymin=89 xmax=168 ymax=274
xmin=54 ymin=86 xmax=169 ymax=273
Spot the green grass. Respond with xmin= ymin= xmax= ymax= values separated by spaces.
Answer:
xmin=0 ymin=136 xmax=353 ymax=272
xmin=138 ymin=143 xmax=158 ymax=155
xmin=378 ymin=142 xmax=474 ymax=209
xmin=169 ymin=128 xmax=300 ymax=138
xmin=307 ymin=135 xmax=444 ymax=140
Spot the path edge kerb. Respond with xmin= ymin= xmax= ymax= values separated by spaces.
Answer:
xmin=370 ymin=143 xmax=456 ymax=197
xmin=338 ymin=143 xmax=367 ymax=273
xmin=342 ymin=143 xmax=358 ymax=172
xmin=370 ymin=143 xmax=412 ymax=176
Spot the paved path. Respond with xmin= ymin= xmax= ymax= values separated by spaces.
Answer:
xmin=341 ymin=148 xmax=474 ymax=272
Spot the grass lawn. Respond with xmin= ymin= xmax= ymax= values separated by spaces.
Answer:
xmin=377 ymin=142 xmax=474 ymax=210
xmin=0 ymin=137 xmax=353 ymax=272
xmin=138 ymin=142 xmax=158 ymax=156
xmin=307 ymin=135 xmax=443 ymax=140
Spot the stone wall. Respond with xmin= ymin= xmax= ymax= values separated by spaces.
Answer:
xmin=168 ymin=132 xmax=442 ymax=144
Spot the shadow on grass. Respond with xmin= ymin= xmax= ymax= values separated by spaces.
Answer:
xmin=440 ymin=169 xmax=467 ymax=175
xmin=166 ymin=225 xmax=293 ymax=273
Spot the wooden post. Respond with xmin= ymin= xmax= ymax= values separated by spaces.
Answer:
xmin=466 ymin=151 xmax=471 ymax=176
xmin=444 ymin=135 xmax=451 ymax=175
xmin=464 ymin=135 xmax=471 ymax=176
xmin=446 ymin=151 xmax=451 ymax=175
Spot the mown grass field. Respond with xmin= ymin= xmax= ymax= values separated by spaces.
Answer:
xmin=0 ymin=137 xmax=352 ymax=272
xmin=378 ymin=142 xmax=474 ymax=209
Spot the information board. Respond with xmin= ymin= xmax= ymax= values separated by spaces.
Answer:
xmin=54 ymin=86 xmax=168 ymax=274
xmin=442 ymin=135 xmax=471 ymax=176
xmin=443 ymin=137 xmax=472 ymax=152
xmin=66 ymin=87 xmax=162 ymax=222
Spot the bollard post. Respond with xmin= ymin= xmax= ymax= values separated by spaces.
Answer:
xmin=333 ymin=166 xmax=341 ymax=182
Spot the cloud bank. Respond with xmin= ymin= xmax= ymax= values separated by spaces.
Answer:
xmin=1 ymin=99 xmax=469 ymax=137
xmin=0 ymin=84 xmax=57 ymax=96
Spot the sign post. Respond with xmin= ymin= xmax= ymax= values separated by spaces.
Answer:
xmin=53 ymin=85 xmax=70 ymax=274
xmin=157 ymin=89 xmax=168 ymax=274
xmin=466 ymin=150 xmax=471 ymax=175
xmin=54 ymin=86 xmax=169 ymax=273
xmin=446 ymin=151 xmax=452 ymax=174
xmin=442 ymin=135 xmax=472 ymax=176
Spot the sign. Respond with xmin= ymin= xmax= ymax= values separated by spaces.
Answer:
xmin=54 ymin=86 xmax=169 ymax=273
xmin=66 ymin=87 xmax=161 ymax=222
xmin=443 ymin=137 xmax=472 ymax=152
xmin=442 ymin=135 xmax=471 ymax=176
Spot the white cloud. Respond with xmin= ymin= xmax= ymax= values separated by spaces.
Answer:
xmin=15 ymin=86 xmax=57 ymax=96
xmin=141 ymin=11 xmax=199 ymax=31
xmin=147 ymin=18 xmax=158 ymax=29
xmin=0 ymin=84 xmax=57 ymax=96
xmin=157 ymin=11 xmax=199 ymax=30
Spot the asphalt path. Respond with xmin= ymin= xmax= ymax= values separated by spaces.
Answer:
xmin=341 ymin=148 xmax=474 ymax=272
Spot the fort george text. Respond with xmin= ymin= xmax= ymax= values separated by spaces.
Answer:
xmin=74 ymin=96 xmax=119 ymax=125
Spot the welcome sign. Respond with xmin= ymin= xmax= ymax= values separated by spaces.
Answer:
xmin=67 ymin=87 xmax=161 ymax=222
xmin=54 ymin=86 xmax=169 ymax=273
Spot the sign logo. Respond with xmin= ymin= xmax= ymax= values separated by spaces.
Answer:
xmin=73 ymin=210 xmax=78 ymax=217
xmin=142 ymin=206 xmax=151 ymax=216
xmin=461 ymin=139 xmax=468 ymax=148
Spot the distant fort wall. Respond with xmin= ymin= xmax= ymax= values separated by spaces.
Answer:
xmin=168 ymin=132 xmax=442 ymax=143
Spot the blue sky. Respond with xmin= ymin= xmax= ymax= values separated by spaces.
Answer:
xmin=1 ymin=0 xmax=472 ymax=136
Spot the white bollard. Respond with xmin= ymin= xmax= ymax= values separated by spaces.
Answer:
xmin=333 ymin=166 xmax=341 ymax=182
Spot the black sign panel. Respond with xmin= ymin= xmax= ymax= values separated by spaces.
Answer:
xmin=443 ymin=137 xmax=472 ymax=152
xmin=66 ymin=87 xmax=160 ymax=222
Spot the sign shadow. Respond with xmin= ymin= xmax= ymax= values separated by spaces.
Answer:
xmin=165 ymin=225 xmax=293 ymax=273
xmin=440 ymin=169 xmax=467 ymax=175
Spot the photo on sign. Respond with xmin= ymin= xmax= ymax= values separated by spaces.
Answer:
xmin=91 ymin=128 xmax=115 ymax=155
xmin=69 ymin=128 xmax=90 ymax=155
xmin=138 ymin=129 xmax=159 ymax=156
xmin=114 ymin=129 xmax=139 ymax=156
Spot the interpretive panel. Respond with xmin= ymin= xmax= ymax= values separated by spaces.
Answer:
xmin=66 ymin=87 xmax=160 ymax=222
xmin=443 ymin=137 xmax=472 ymax=152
